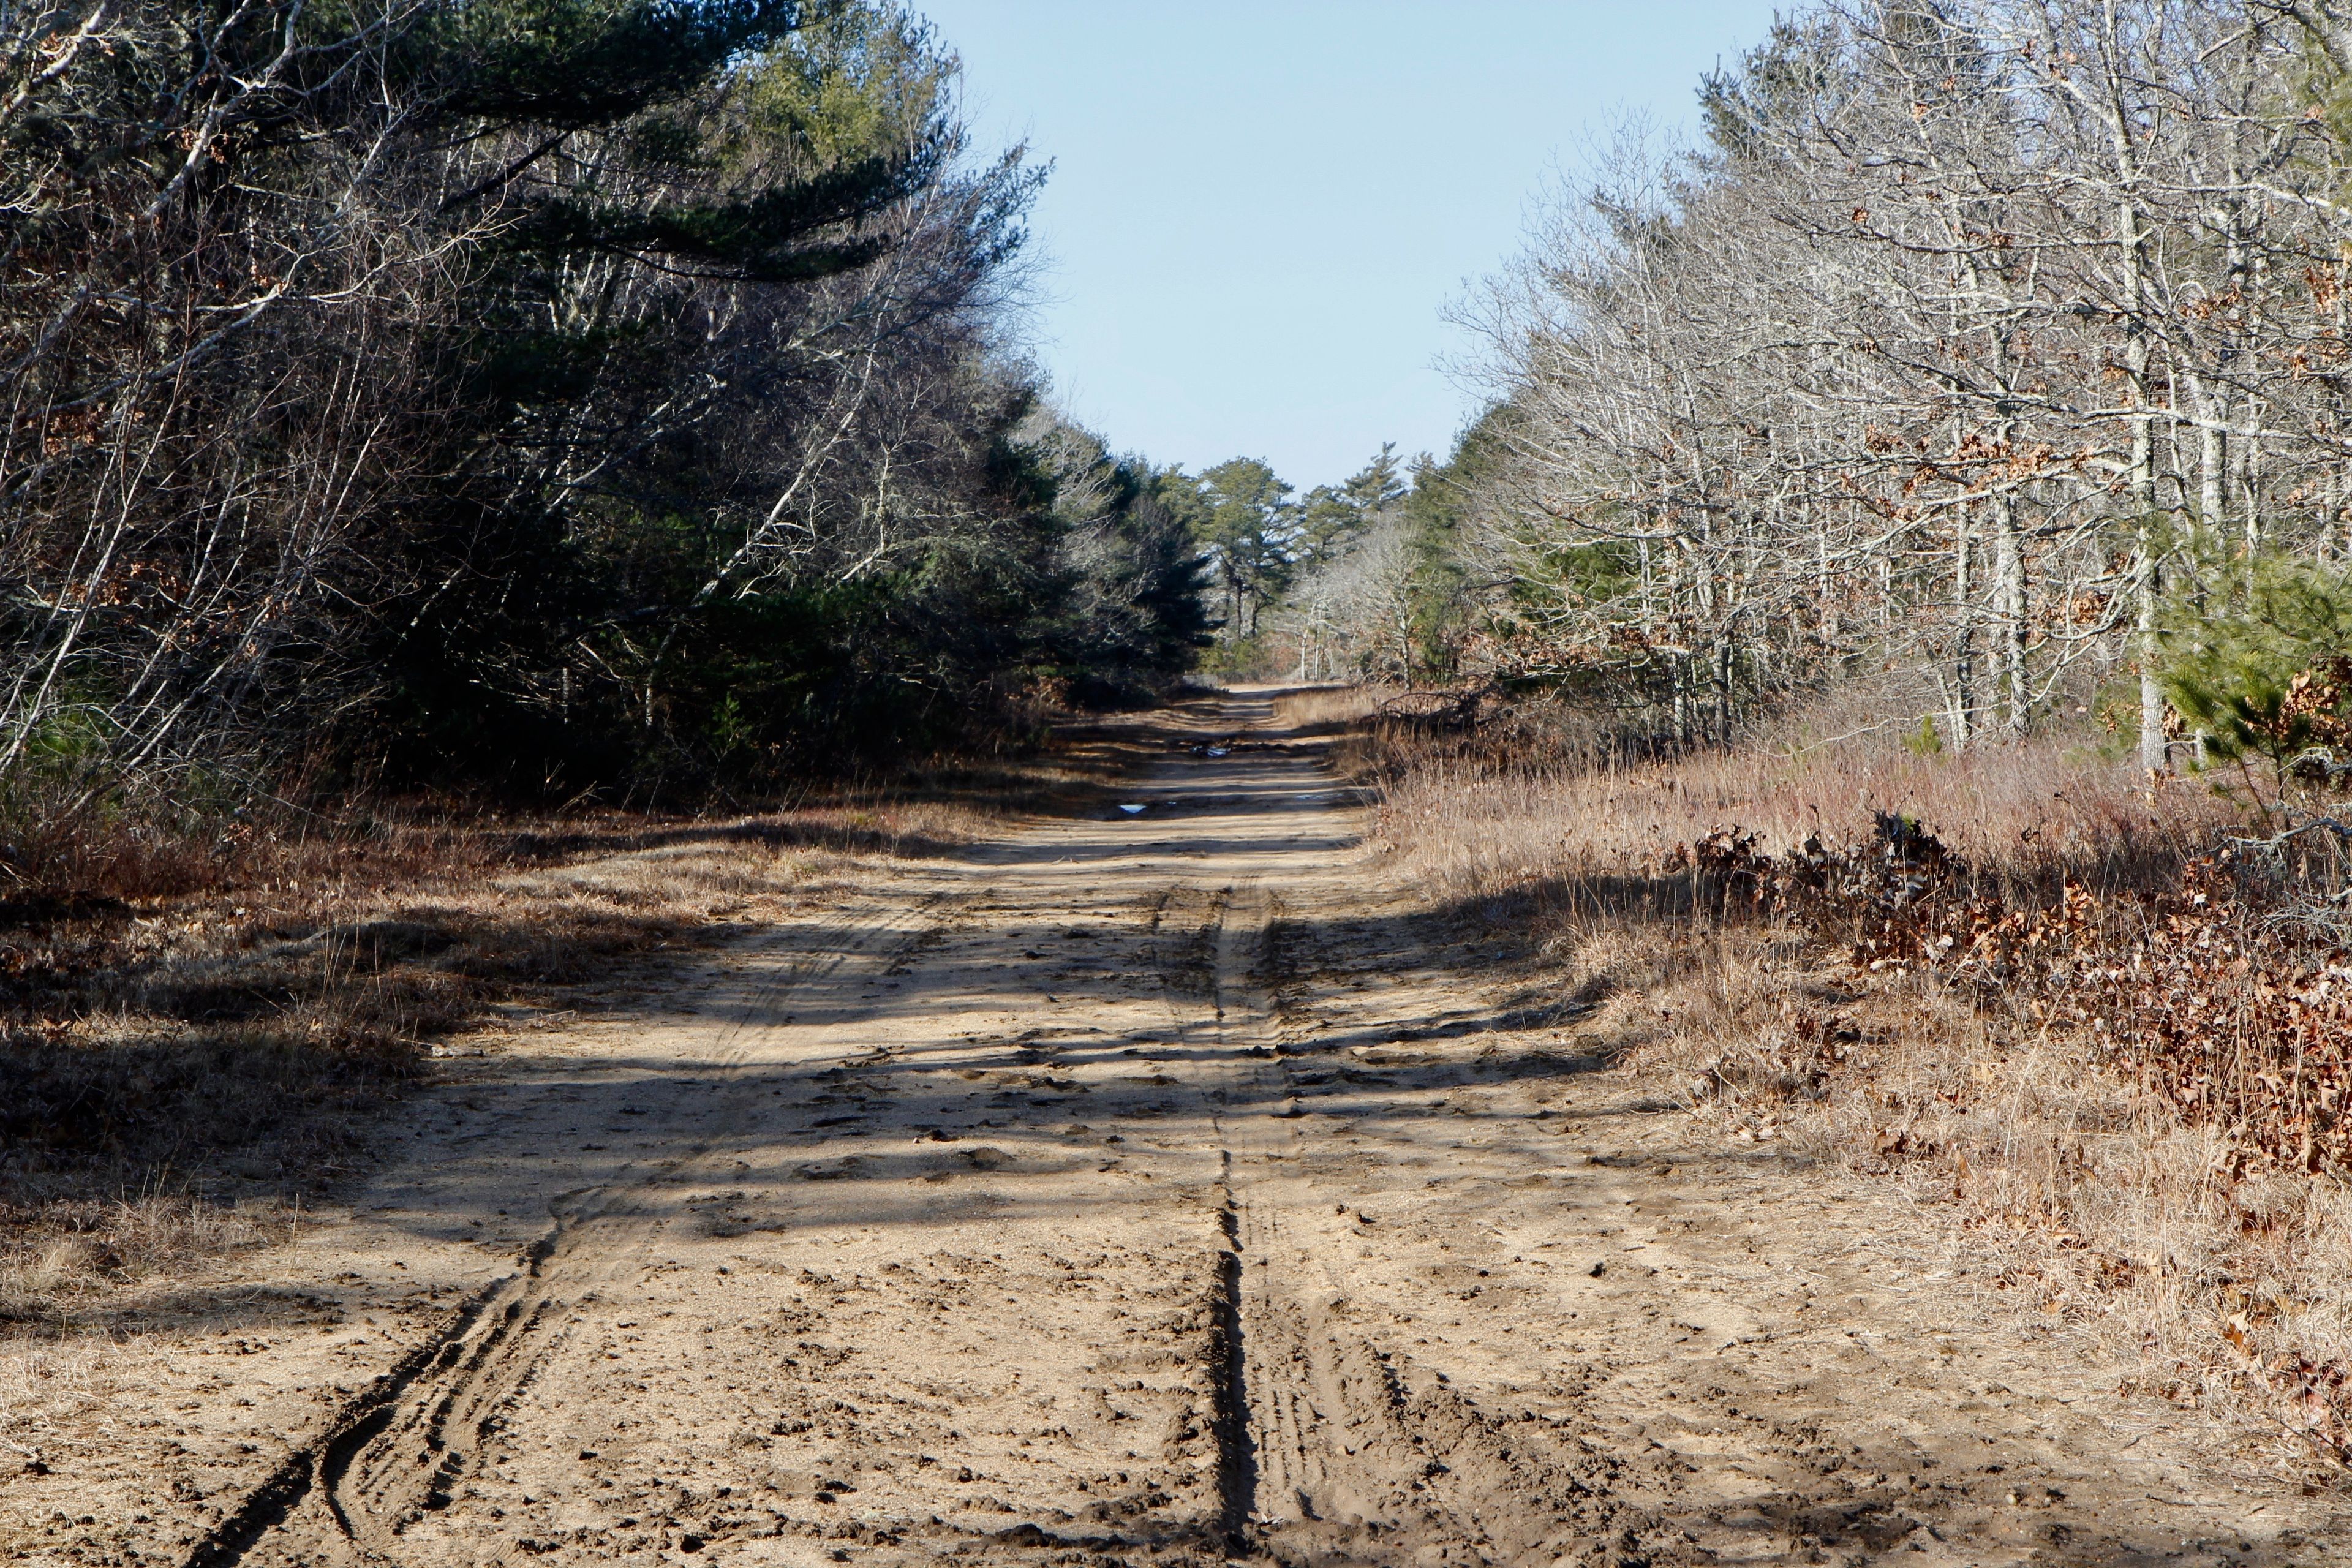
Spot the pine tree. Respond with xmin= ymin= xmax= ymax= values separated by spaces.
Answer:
xmin=1188 ymin=458 xmax=1298 ymax=640
xmin=1297 ymin=443 xmax=1407 ymax=571
xmin=2160 ymin=549 xmax=2352 ymax=802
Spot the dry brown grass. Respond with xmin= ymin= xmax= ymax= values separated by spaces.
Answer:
xmin=1367 ymin=717 xmax=2221 ymax=903
xmin=1270 ymin=685 xmax=1394 ymax=733
xmin=0 ymin=733 xmax=1139 ymax=1335
xmin=1 ymin=1337 xmax=107 ymax=1450
xmin=1348 ymin=695 xmax=2352 ymax=1477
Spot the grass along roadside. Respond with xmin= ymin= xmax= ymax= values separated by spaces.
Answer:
xmin=1340 ymin=693 xmax=2352 ymax=1482
xmin=0 ymin=729 xmax=1149 ymax=1337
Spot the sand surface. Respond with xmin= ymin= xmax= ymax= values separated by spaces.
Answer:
xmin=8 ymin=690 xmax=2342 ymax=1566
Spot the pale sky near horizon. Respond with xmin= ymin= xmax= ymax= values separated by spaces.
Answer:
xmin=912 ymin=2 xmax=1784 ymax=494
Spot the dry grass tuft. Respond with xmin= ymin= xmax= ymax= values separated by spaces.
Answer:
xmin=1368 ymin=721 xmax=2221 ymax=906
xmin=0 ymin=1338 xmax=105 ymax=1444
xmin=1271 ymin=685 xmax=1394 ymax=733
xmin=1349 ymin=690 xmax=2352 ymax=1476
xmin=0 ymin=1200 xmax=296 ymax=1328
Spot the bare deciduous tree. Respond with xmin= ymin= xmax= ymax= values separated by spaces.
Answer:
xmin=1458 ymin=0 xmax=2352 ymax=761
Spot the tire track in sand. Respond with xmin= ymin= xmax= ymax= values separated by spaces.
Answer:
xmin=1202 ymin=879 xmax=1673 ymax=1567
xmin=183 ymin=891 xmax=964 ymax=1568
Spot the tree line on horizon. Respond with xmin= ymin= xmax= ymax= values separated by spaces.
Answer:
xmin=1209 ymin=0 xmax=2352 ymax=791
xmin=1142 ymin=442 xmax=1479 ymax=687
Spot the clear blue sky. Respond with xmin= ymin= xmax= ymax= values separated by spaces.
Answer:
xmin=913 ymin=2 xmax=1783 ymax=492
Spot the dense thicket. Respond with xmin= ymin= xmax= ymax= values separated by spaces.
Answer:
xmin=1445 ymin=0 xmax=2352 ymax=764
xmin=0 ymin=0 xmax=1208 ymax=821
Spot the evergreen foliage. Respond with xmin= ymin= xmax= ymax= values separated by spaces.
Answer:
xmin=1297 ymin=443 xmax=1406 ymax=571
xmin=1186 ymin=458 xmax=1298 ymax=642
xmin=0 ymin=0 xmax=1212 ymax=813
xmin=2161 ymin=549 xmax=2352 ymax=793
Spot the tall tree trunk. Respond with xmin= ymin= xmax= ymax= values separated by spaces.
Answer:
xmin=2100 ymin=3 xmax=2169 ymax=773
xmin=1993 ymin=487 xmax=2028 ymax=737
xmin=2185 ymin=371 xmax=2226 ymax=534
xmin=2125 ymin=231 xmax=2168 ymax=772
xmin=2238 ymin=394 xmax=2263 ymax=571
xmin=1952 ymin=501 xmax=1975 ymax=750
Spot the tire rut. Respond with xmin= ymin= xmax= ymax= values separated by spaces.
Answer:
xmin=179 ymin=891 xmax=963 ymax=1568
xmin=1202 ymin=878 xmax=1689 ymax=1567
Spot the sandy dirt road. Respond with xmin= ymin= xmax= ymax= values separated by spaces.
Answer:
xmin=9 ymin=691 xmax=2344 ymax=1567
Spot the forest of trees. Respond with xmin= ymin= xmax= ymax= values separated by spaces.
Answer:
xmin=1137 ymin=442 xmax=1479 ymax=688
xmin=0 ymin=0 xmax=1213 ymax=828
xmin=27 ymin=0 xmax=2352 ymax=840
xmin=1409 ymin=0 xmax=2352 ymax=769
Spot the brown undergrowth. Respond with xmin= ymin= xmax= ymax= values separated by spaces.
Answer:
xmin=1345 ymin=693 xmax=2352 ymax=1481
xmin=0 ymin=736 xmax=1139 ymax=1335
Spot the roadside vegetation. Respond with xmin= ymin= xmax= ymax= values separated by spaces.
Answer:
xmin=1 ymin=0 xmax=1214 ymax=838
xmin=1323 ymin=698 xmax=2349 ymax=1471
